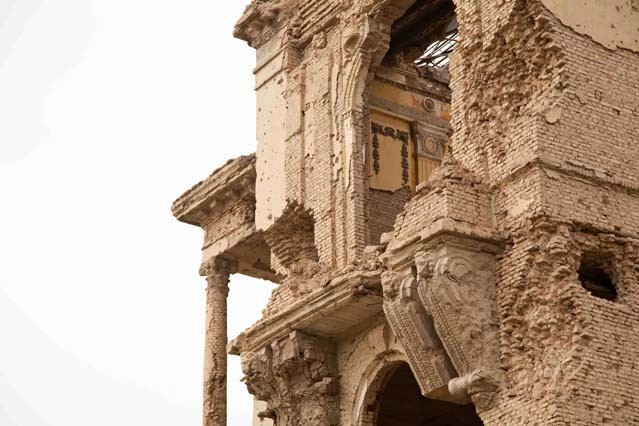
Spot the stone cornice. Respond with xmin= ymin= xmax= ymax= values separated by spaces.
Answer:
xmin=228 ymin=269 xmax=383 ymax=355
xmin=171 ymin=154 xmax=256 ymax=227
xmin=233 ymin=0 xmax=295 ymax=48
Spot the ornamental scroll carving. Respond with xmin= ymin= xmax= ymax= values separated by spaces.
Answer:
xmin=241 ymin=331 xmax=339 ymax=426
xmin=415 ymin=247 xmax=505 ymax=412
xmin=382 ymin=242 xmax=504 ymax=412
xmin=381 ymin=270 xmax=458 ymax=401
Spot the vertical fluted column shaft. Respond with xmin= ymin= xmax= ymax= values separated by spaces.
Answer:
xmin=199 ymin=257 xmax=234 ymax=426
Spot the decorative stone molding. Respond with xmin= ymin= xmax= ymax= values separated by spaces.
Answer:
xmin=234 ymin=0 xmax=294 ymax=48
xmin=172 ymin=155 xmax=256 ymax=227
xmin=351 ymin=352 xmax=408 ymax=426
xmin=241 ymin=331 xmax=339 ymax=426
xmin=411 ymin=121 xmax=447 ymax=162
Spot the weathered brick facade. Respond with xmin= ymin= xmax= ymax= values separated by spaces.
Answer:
xmin=173 ymin=1 xmax=639 ymax=425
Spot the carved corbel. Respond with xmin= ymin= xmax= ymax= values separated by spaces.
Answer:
xmin=241 ymin=348 xmax=270 ymax=392
xmin=448 ymin=368 xmax=503 ymax=412
xmin=381 ymin=270 xmax=459 ymax=402
xmin=415 ymin=248 xmax=505 ymax=412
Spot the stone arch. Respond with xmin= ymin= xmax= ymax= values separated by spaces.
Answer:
xmin=340 ymin=0 xmax=424 ymax=257
xmin=351 ymin=351 xmax=408 ymax=426
xmin=342 ymin=0 xmax=418 ymax=109
xmin=350 ymin=350 xmax=486 ymax=426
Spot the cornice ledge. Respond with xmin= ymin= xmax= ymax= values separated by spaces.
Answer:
xmin=228 ymin=269 xmax=383 ymax=355
xmin=233 ymin=0 xmax=295 ymax=48
xmin=385 ymin=218 xmax=507 ymax=270
xmin=171 ymin=154 xmax=256 ymax=226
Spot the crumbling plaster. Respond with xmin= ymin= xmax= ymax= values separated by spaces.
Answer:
xmin=542 ymin=0 xmax=639 ymax=52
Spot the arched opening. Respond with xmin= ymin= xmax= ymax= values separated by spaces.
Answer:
xmin=365 ymin=0 xmax=458 ymax=245
xmin=375 ymin=363 xmax=483 ymax=426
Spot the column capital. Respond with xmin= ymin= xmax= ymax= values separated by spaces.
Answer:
xmin=199 ymin=257 xmax=237 ymax=290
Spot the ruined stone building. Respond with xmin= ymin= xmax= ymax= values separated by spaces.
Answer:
xmin=172 ymin=0 xmax=639 ymax=425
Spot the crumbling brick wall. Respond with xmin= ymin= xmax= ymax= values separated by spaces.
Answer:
xmin=449 ymin=0 xmax=639 ymax=424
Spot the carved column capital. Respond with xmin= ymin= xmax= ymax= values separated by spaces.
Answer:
xmin=241 ymin=331 xmax=340 ymax=425
xmin=199 ymin=257 xmax=237 ymax=294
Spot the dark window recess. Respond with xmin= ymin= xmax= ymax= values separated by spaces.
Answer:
xmin=578 ymin=259 xmax=617 ymax=302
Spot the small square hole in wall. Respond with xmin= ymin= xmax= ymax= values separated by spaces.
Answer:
xmin=578 ymin=252 xmax=617 ymax=302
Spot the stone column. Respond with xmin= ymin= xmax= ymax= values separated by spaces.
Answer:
xmin=199 ymin=257 xmax=235 ymax=426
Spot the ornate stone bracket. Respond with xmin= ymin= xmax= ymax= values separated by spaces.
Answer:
xmin=241 ymin=331 xmax=340 ymax=426
xmin=415 ymin=245 xmax=505 ymax=412
xmin=382 ymin=239 xmax=505 ymax=413
xmin=381 ymin=270 xmax=459 ymax=402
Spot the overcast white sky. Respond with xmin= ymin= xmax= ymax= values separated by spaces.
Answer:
xmin=0 ymin=1 xmax=275 ymax=425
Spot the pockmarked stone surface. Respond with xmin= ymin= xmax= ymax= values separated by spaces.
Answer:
xmin=173 ymin=0 xmax=639 ymax=425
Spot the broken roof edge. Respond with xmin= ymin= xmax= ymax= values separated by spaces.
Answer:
xmin=171 ymin=154 xmax=256 ymax=225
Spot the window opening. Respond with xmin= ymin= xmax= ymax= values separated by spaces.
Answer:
xmin=578 ymin=253 xmax=617 ymax=302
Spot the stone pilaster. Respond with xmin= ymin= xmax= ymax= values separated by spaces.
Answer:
xmin=199 ymin=257 xmax=235 ymax=426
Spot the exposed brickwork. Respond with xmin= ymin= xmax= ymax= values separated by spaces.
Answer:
xmin=199 ymin=258 xmax=235 ymax=426
xmin=367 ymin=187 xmax=410 ymax=246
xmin=203 ymin=199 xmax=255 ymax=247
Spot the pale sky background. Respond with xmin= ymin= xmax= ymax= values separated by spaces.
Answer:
xmin=0 ymin=1 xmax=276 ymax=425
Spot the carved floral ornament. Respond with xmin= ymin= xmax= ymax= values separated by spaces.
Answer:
xmin=370 ymin=122 xmax=410 ymax=185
